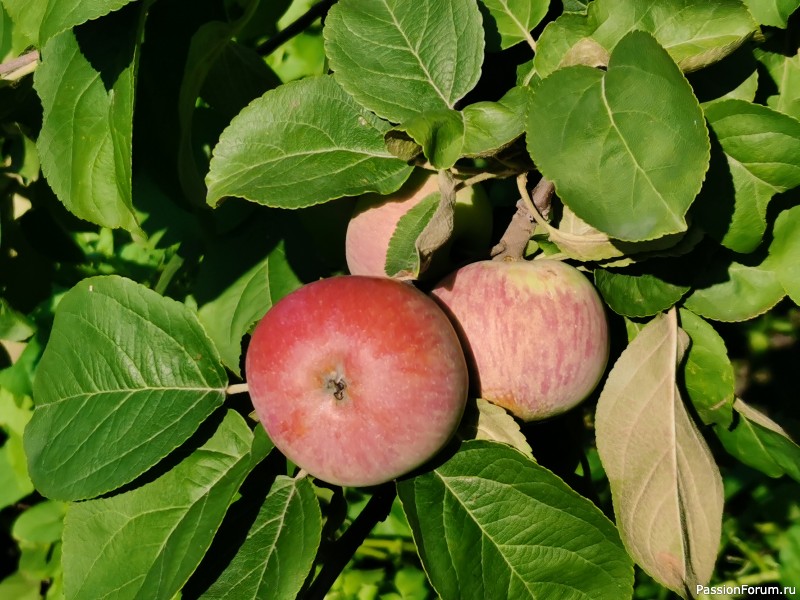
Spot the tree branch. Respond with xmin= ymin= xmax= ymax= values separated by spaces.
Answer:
xmin=491 ymin=174 xmax=555 ymax=261
xmin=256 ymin=0 xmax=336 ymax=57
xmin=304 ymin=483 xmax=396 ymax=599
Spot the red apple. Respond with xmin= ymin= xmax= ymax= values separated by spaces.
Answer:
xmin=345 ymin=170 xmax=492 ymax=278
xmin=431 ymin=259 xmax=609 ymax=422
xmin=246 ymin=276 xmax=468 ymax=487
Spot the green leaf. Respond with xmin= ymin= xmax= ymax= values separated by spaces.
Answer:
xmin=384 ymin=191 xmax=440 ymax=278
xmin=595 ymin=310 xmax=723 ymax=596
xmin=457 ymin=398 xmax=533 ymax=458
xmin=62 ymin=410 xmax=254 ymax=600
xmin=197 ymin=239 xmax=302 ymax=376
xmin=756 ymin=49 xmax=800 ymax=120
xmin=0 ymin=390 xmax=33 ymax=509
xmin=683 ymin=254 xmax=785 ymax=322
xmin=695 ymin=100 xmax=800 ymax=253
xmin=478 ymin=0 xmax=548 ymax=51
xmin=391 ymin=109 xmax=465 ymax=169
xmin=766 ymin=204 xmax=800 ymax=304
xmin=206 ymin=75 xmax=412 ymax=208
xmin=398 ymin=440 xmax=634 ymax=600
xmin=462 ymin=86 xmax=529 ymax=157
xmin=742 ymin=0 xmax=800 ymax=27
xmin=678 ymin=309 xmax=735 ymax=428
xmin=34 ymin=7 xmax=143 ymax=234
xmin=594 ymin=266 xmax=690 ymax=318
xmin=528 ymin=31 xmax=709 ymax=241
xmin=0 ymin=572 xmax=40 ymax=600
xmin=12 ymin=500 xmax=66 ymax=545
xmin=534 ymin=0 xmax=758 ymax=77
xmin=201 ymin=476 xmax=321 ymax=600
xmin=0 ymin=298 xmax=34 ymax=342
xmin=324 ymin=0 xmax=484 ymax=123
xmin=715 ymin=399 xmax=800 ymax=482
xmin=1 ymin=0 xmax=138 ymax=46
xmin=25 ymin=276 xmax=227 ymax=501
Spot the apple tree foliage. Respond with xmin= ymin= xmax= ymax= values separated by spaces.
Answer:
xmin=1 ymin=0 xmax=800 ymax=598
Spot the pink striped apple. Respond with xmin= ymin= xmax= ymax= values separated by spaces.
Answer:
xmin=431 ymin=259 xmax=609 ymax=422
xmin=246 ymin=276 xmax=468 ymax=487
xmin=345 ymin=170 xmax=492 ymax=279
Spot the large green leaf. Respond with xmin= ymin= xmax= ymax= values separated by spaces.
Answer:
xmin=715 ymin=399 xmax=800 ymax=482
xmin=324 ymin=0 xmax=484 ymax=123
xmin=695 ymin=100 xmax=800 ymax=253
xmin=742 ymin=0 xmax=800 ymax=27
xmin=201 ymin=476 xmax=321 ymax=600
xmin=62 ymin=410 xmax=254 ymax=600
xmin=397 ymin=440 xmax=634 ymax=600
xmin=528 ymin=31 xmax=709 ymax=241
xmin=478 ymin=0 xmax=548 ymax=51
xmin=1 ymin=0 xmax=138 ymax=46
xmin=24 ymin=276 xmax=227 ymax=501
xmin=534 ymin=0 xmax=757 ymax=77
xmin=34 ymin=6 xmax=143 ymax=234
xmin=206 ymin=75 xmax=412 ymax=208
xmin=678 ymin=309 xmax=735 ymax=428
xmin=595 ymin=310 xmax=723 ymax=596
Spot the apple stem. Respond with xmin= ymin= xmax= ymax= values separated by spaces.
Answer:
xmin=304 ymin=483 xmax=397 ymax=599
xmin=294 ymin=468 xmax=308 ymax=480
xmin=491 ymin=174 xmax=555 ymax=261
xmin=225 ymin=383 xmax=250 ymax=395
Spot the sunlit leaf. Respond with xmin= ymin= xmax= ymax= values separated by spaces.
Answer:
xmin=458 ymin=398 xmax=533 ymax=458
xmin=62 ymin=411 xmax=254 ymax=600
xmin=25 ymin=276 xmax=227 ymax=501
xmin=201 ymin=476 xmax=321 ymax=600
xmin=1 ymin=0 xmax=138 ymax=46
xmin=741 ymin=0 xmax=800 ymax=27
xmin=479 ymin=0 xmax=548 ymax=51
xmin=683 ymin=255 xmax=785 ymax=322
xmin=324 ymin=0 xmax=484 ymax=123
xmin=529 ymin=31 xmax=709 ymax=241
xmin=34 ymin=7 xmax=143 ymax=234
xmin=206 ymin=76 xmax=412 ymax=208
xmin=398 ymin=440 xmax=634 ymax=599
xmin=535 ymin=0 xmax=757 ymax=77
xmin=695 ymin=100 xmax=800 ymax=253
xmin=678 ymin=309 xmax=735 ymax=428
xmin=595 ymin=310 xmax=723 ymax=596
xmin=715 ymin=399 xmax=800 ymax=482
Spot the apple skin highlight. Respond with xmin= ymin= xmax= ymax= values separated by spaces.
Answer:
xmin=246 ymin=276 xmax=468 ymax=487
xmin=432 ymin=259 xmax=609 ymax=422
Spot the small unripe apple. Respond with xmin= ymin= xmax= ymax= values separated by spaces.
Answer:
xmin=431 ymin=259 xmax=609 ymax=422
xmin=345 ymin=170 xmax=492 ymax=278
xmin=246 ymin=276 xmax=468 ymax=487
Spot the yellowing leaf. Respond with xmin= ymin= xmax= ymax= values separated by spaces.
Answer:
xmin=595 ymin=309 xmax=723 ymax=598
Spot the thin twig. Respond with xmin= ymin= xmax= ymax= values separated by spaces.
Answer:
xmin=0 ymin=50 xmax=39 ymax=80
xmin=226 ymin=383 xmax=250 ymax=395
xmin=256 ymin=0 xmax=336 ymax=57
